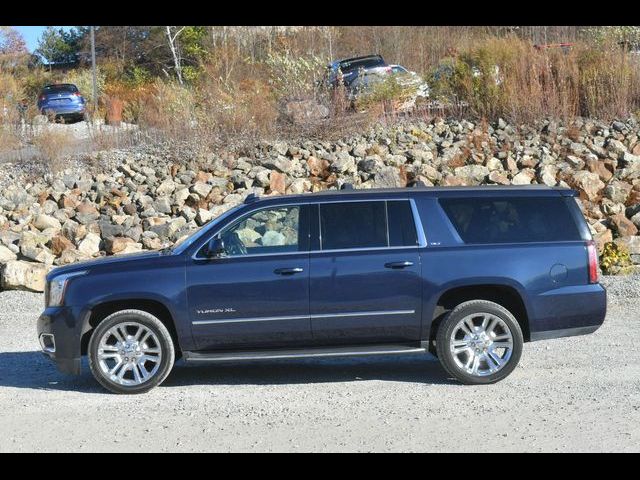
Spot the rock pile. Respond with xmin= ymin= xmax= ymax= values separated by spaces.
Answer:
xmin=3 ymin=116 xmax=640 ymax=291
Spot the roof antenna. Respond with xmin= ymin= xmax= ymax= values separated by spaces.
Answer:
xmin=340 ymin=183 xmax=354 ymax=190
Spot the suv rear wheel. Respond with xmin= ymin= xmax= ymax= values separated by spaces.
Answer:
xmin=436 ymin=300 xmax=523 ymax=385
xmin=88 ymin=310 xmax=175 ymax=394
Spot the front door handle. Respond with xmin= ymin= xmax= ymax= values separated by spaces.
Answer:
xmin=384 ymin=261 xmax=414 ymax=269
xmin=274 ymin=267 xmax=304 ymax=275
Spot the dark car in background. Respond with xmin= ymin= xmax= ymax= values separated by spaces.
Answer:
xmin=326 ymin=54 xmax=389 ymax=88
xmin=37 ymin=185 xmax=606 ymax=394
xmin=37 ymin=83 xmax=86 ymax=122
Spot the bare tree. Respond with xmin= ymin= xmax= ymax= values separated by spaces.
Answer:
xmin=166 ymin=26 xmax=186 ymax=84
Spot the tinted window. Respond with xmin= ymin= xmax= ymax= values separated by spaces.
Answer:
xmin=388 ymin=201 xmax=418 ymax=247
xmin=340 ymin=57 xmax=385 ymax=72
xmin=212 ymin=205 xmax=303 ymax=257
xmin=319 ymin=200 xmax=417 ymax=250
xmin=321 ymin=202 xmax=387 ymax=250
xmin=43 ymin=84 xmax=78 ymax=94
xmin=440 ymin=197 xmax=582 ymax=244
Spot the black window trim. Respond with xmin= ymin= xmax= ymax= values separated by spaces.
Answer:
xmin=192 ymin=198 xmax=427 ymax=261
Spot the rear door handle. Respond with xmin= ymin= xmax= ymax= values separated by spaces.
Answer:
xmin=384 ymin=261 xmax=414 ymax=269
xmin=274 ymin=267 xmax=304 ymax=275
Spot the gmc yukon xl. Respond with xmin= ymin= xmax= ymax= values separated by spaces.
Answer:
xmin=37 ymin=186 xmax=607 ymax=394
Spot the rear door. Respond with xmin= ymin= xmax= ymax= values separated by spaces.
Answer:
xmin=309 ymin=199 xmax=424 ymax=344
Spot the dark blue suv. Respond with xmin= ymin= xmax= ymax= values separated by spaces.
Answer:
xmin=37 ymin=186 xmax=607 ymax=393
xmin=37 ymin=83 xmax=86 ymax=122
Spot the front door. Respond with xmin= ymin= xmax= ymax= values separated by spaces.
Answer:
xmin=309 ymin=200 xmax=423 ymax=344
xmin=187 ymin=204 xmax=311 ymax=350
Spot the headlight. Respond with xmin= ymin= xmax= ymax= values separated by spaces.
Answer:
xmin=47 ymin=271 xmax=86 ymax=307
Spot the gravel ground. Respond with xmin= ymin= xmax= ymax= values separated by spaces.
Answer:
xmin=1 ymin=276 xmax=639 ymax=452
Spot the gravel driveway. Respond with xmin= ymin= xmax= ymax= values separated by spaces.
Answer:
xmin=1 ymin=277 xmax=639 ymax=452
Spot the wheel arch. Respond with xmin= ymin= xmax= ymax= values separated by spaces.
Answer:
xmin=429 ymin=283 xmax=531 ymax=345
xmin=81 ymin=298 xmax=182 ymax=357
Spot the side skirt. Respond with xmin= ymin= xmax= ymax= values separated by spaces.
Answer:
xmin=183 ymin=344 xmax=428 ymax=363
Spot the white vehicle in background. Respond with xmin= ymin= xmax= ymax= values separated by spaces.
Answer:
xmin=388 ymin=64 xmax=430 ymax=98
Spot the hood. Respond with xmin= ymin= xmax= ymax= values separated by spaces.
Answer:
xmin=46 ymin=250 xmax=167 ymax=281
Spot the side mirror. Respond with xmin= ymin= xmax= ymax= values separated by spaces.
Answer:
xmin=206 ymin=237 xmax=226 ymax=258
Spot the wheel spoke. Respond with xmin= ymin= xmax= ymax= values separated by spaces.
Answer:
xmin=99 ymin=353 xmax=120 ymax=360
xmin=470 ymin=355 xmax=480 ymax=375
xmin=111 ymin=328 xmax=125 ymax=343
xmin=137 ymin=363 xmax=150 ymax=380
xmin=486 ymin=350 xmax=503 ymax=370
xmin=492 ymin=334 xmax=511 ymax=342
xmin=492 ymin=341 xmax=512 ymax=350
xmin=132 ymin=363 xmax=142 ymax=383
xmin=486 ymin=317 xmax=498 ymax=335
xmin=100 ymin=345 xmax=120 ymax=353
xmin=108 ymin=360 xmax=124 ymax=376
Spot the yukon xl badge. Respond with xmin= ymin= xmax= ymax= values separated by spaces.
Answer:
xmin=196 ymin=308 xmax=236 ymax=315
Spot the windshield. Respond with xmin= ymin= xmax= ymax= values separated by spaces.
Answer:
xmin=170 ymin=204 xmax=246 ymax=255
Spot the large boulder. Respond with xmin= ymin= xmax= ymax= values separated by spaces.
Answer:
xmin=1 ymin=260 xmax=49 ymax=292
xmin=77 ymin=232 xmax=102 ymax=256
xmin=572 ymin=171 xmax=605 ymax=201
xmin=373 ymin=166 xmax=407 ymax=188
xmin=454 ymin=165 xmax=489 ymax=184
xmin=610 ymin=214 xmax=639 ymax=237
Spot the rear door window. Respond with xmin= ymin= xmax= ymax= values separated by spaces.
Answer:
xmin=319 ymin=200 xmax=418 ymax=250
xmin=439 ymin=197 xmax=582 ymax=244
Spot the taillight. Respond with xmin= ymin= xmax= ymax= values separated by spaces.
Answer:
xmin=587 ymin=240 xmax=599 ymax=284
xmin=74 ymin=92 xmax=82 ymax=97
xmin=39 ymin=95 xmax=46 ymax=101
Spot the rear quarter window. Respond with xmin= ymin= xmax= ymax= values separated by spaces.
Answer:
xmin=439 ymin=196 xmax=582 ymax=244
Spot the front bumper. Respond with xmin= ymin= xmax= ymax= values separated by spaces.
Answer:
xmin=37 ymin=306 xmax=90 ymax=375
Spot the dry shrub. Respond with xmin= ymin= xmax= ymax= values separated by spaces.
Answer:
xmin=31 ymin=128 xmax=73 ymax=173
xmin=431 ymin=36 xmax=640 ymax=123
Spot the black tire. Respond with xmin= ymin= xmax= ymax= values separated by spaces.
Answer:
xmin=435 ymin=300 xmax=523 ymax=385
xmin=88 ymin=309 xmax=175 ymax=394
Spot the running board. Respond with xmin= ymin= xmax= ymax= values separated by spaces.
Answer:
xmin=183 ymin=345 xmax=427 ymax=363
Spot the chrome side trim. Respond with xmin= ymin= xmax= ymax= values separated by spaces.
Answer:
xmin=193 ymin=314 xmax=310 ymax=326
xmin=311 ymin=309 xmax=415 ymax=319
xmin=192 ymin=309 xmax=416 ymax=326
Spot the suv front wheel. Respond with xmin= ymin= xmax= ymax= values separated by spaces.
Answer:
xmin=436 ymin=300 xmax=523 ymax=385
xmin=88 ymin=310 xmax=175 ymax=394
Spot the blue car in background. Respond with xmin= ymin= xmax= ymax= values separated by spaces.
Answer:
xmin=37 ymin=83 xmax=86 ymax=122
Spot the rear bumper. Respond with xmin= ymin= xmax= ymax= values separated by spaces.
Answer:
xmin=39 ymin=104 xmax=85 ymax=116
xmin=37 ymin=306 xmax=89 ymax=375
xmin=530 ymin=324 xmax=601 ymax=341
xmin=528 ymin=283 xmax=607 ymax=341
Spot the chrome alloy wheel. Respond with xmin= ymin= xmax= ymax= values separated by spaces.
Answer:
xmin=449 ymin=313 xmax=514 ymax=377
xmin=96 ymin=322 xmax=162 ymax=386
